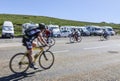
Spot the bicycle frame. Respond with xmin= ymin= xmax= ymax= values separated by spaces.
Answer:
xmin=32 ymin=46 xmax=44 ymax=63
xmin=19 ymin=46 xmax=44 ymax=66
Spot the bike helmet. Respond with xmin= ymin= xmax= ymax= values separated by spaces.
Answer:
xmin=38 ymin=23 xmax=46 ymax=29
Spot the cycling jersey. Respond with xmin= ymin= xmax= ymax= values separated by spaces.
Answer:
xmin=22 ymin=28 xmax=41 ymax=49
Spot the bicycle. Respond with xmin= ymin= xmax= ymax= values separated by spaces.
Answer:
xmin=100 ymin=33 xmax=110 ymax=41
xmin=69 ymin=33 xmax=82 ymax=43
xmin=45 ymin=37 xmax=55 ymax=46
xmin=9 ymin=44 xmax=55 ymax=74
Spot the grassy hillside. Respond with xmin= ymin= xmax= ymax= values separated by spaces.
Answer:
xmin=0 ymin=14 xmax=120 ymax=36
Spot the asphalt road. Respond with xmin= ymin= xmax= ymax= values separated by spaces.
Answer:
xmin=0 ymin=35 xmax=120 ymax=81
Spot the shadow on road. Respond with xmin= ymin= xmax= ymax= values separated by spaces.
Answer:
xmin=0 ymin=69 xmax=45 ymax=81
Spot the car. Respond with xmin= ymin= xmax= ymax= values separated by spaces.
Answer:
xmin=52 ymin=29 xmax=61 ymax=37
xmin=60 ymin=30 xmax=71 ymax=37
xmin=77 ymin=27 xmax=90 ymax=36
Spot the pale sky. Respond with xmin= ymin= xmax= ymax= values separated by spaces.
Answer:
xmin=0 ymin=0 xmax=120 ymax=23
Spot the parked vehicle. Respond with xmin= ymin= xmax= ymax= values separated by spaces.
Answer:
xmin=86 ymin=26 xmax=95 ymax=35
xmin=52 ymin=28 xmax=61 ymax=37
xmin=60 ymin=26 xmax=75 ymax=31
xmin=94 ymin=26 xmax=103 ymax=36
xmin=2 ymin=21 xmax=14 ymax=38
xmin=86 ymin=26 xmax=103 ymax=36
xmin=60 ymin=26 xmax=75 ymax=37
xmin=60 ymin=30 xmax=72 ymax=37
xmin=47 ymin=24 xmax=61 ymax=37
xmin=77 ymin=27 xmax=90 ymax=36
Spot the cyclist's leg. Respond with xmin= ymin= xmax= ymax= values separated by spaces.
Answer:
xmin=75 ymin=34 xmax=79 ymax=41
xmin=26 ymin=41 xmax=32 ymax=63
xmin=26 ymin=41 xmax=38 ymax=69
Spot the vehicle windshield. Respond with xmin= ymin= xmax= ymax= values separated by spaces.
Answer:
xmin=3 ymin=26 xmax=13 ymax=31
xmin=107 ymin=28 xmax=113 ymax=31
xmin=50 ymin=27 xmax=59 ymax=30
xmin=95 ymin=28 xmax=101 ymax=31
xmin=82 ymin=28 xmax=88 ymax=31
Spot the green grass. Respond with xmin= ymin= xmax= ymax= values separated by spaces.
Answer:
xmin=0 ymin=14 xmax=120 ymax=36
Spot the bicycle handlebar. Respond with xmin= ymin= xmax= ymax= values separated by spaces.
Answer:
xmin=38 ymin=45 xmax=51 ymax=51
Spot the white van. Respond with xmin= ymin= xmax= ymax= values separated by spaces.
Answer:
xmin=86 ymin=26 xmax=103 ymax=36
xmin=2 ymin=21 xmax=14 ymax=38
xmin=77 ymin=26 xmax=90 ymax=36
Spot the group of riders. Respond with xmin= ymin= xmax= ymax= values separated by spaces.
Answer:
xmin=22 ymin=23 xmax=110 ymax=70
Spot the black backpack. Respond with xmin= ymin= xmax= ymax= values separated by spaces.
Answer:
xmin=24 ymin=27 xmax=40 ymax=37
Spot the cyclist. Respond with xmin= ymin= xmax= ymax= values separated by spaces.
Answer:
xmin=71 ymin=28 xmax=79 ymax=41
xmin=102 ymin=29 xmax=109 ymax=39
xmin=44 ymin=26 xmax=51 ymax=43
xmin=22 ymin=23 xmax=49 ymax=70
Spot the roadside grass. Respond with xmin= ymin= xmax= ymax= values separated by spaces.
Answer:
xmin=0 ymin=14 xmax=120 ymax=36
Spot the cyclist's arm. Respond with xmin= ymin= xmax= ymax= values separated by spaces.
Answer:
xmin=37 ymin=32 xmax=48 ymax=46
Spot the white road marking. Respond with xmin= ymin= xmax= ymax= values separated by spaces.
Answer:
xmin=53 ymin=50 xmax=69 ymax=53
xmin=0 ymin=43 xmax=22 ymax=48
xmin=84 ymin=46 xmax=109 ymax=50
xmin=84 ymin=44 xmax=120 ymax=50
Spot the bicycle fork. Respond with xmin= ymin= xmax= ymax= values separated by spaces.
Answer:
xmin=42 ymin=51 xmax=48 ymax=61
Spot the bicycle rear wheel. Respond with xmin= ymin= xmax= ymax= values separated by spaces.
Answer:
xmin=69 ymin=36 xmax=75 ymax=43
xmin=100 ymin=35 xmax=104 ymax=41
xmin=39 ymin=51 xmax=54 ymax=69
xmin=9 ymin=53 xmax=29 ymax=73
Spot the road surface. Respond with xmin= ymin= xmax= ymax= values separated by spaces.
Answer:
xmin=0 ymin=36 xmax=120 ymax=81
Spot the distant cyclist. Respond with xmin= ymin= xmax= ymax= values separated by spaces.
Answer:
xmin=102 ymin=29 xmax=109 ymax=39
xmin=71 ymin=28 xmax=79 ymax=41
xmin=44 ymin=26 xmax=51 ymax=43
xmin=22 ymin=23 xmax=49 ymax=70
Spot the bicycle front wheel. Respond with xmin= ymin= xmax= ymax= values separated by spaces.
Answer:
xmin=9 ymin=53 xmax=30 ymax=73
xmin=48 ymin=37 xmax=55 ymax=46
xmin=77 ymin=36 xmax=82 ymax=42
xmin=39 ymin=51 xmax=54 ymax=69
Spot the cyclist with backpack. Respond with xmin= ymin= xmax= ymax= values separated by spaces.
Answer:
xmin=22 ymin=23 xmax=49 ymax=70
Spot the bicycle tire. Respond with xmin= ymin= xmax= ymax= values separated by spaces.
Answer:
xmin=9 ymin=53 xmax=30 ymax=73
xmin=69 ymin=36 xmax=75 ymax=43
xmin=100 ymin=35 xmax=104 ymax=41
xmin=48 ymin=37 xmax=55 ymax=46
xmin=39 ymin=51 xmax=54 ymax=69
xmin=77 ymin=36 xmax=82 ymax=42
xmin=100 ymin=35 xmax=109 ymax=41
